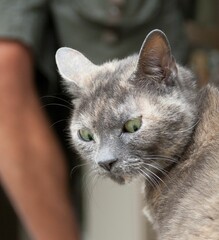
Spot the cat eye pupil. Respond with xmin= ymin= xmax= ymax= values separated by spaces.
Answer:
xmin=133 ymin=125 xmax=138 ymax=132
xmin=88 ymin=134 xmax=93 ymax=141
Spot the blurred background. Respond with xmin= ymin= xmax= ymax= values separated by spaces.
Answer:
xmin=0 ymin=0 xmax=219 ymax=239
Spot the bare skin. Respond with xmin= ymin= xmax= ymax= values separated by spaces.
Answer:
xmin=0 ymin=40 xmax=80 ymax=240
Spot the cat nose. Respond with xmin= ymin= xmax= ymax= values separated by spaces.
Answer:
xmin=98 ymin=159 xmax=118 ymax=172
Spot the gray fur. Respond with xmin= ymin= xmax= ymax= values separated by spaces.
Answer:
xmin=56 ymin=30 xmax=219 ymax=239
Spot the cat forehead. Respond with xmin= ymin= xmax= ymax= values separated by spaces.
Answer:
xmin=77 ymin=90 xmax=137 ymax=122
xmin=72 ymin=57 xmax=138 ymax=116
xmin=73 ymin=92 xmax=160 ymax=129
xmin=92 ymin=55 xmax=138 ymax=87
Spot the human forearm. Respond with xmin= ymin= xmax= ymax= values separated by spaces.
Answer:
xmin=0 ymin=41 xmax=79 ymax=240
xmin=1 ymin=103 xmax=80 ymax=240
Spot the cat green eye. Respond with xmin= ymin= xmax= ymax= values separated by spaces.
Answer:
xmin=78 ymin=128 xmax=94 ymax=142
xmin=123 ymin=117 xmax=142 ymax=133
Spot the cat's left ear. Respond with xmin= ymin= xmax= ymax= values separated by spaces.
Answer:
xmin=55 ymin=47 xmax=98 ymax=90
xmin=136 ymin=29 xmax=177 ymax=85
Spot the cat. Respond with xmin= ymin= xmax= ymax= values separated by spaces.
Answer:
xmin=55 ymin=30 xmax=219 ymax=239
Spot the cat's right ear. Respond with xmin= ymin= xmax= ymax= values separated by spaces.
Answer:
xmin=55 ymin=47 xmax=98 ymax=93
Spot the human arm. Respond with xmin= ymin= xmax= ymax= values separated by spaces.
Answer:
xmin=0 ymin=40 xmax=80 ymax=240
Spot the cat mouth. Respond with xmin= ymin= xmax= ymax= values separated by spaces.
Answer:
xmin=102 ymin=162 xmax=144 ymax=184
xmin=99 ymin=161 xmax=139 ymax=184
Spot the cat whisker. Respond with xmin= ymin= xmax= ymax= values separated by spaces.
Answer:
xmin=82 ymin=167 xmax=97 ymax=197
xmin=144 ymin=163 xmax=171 ymax=180
xmin=144 ymin=155 xmax=178 ymax=163
xmin=137 ymin=169 xmax=153 ymax=187
xmin=40 ymin=95 xmax=72 ymax=106
xmin=128 ymin=161 xmax=165 ymax=190
xmin=141 ymin=166 xmax=168 ymax=188
xmin=132 ymin=154 xmax=177 ymax=163
xmin=124 ymin=156 xmax=177 ymax=170
xmin=70 ymin=161 xmax=91 ymax=177
xmin=137 ymin=169 xmax=157 ymax=190
xmin=49 ymin=119 xmax=69 ymax=128
xmin=122 ymin=160 xmax=142 ymax=171
xmin=41 ymin=103 xmax=73 ymax=111
xmin=89 ymin=173 xmax=100 ymax=197
xmin=124 ymin=160 xmax=141 ymax=167
xmin=142 ymin=167 xmax=161 ymax=187
xmin=125 ymin=160 xmax=169 ymax=188
xmin=178 ymin=118 xmax=200 ymax=133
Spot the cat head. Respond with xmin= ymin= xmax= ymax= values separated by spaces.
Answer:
xmin=56 ymin=30 xmax=199 ymax=185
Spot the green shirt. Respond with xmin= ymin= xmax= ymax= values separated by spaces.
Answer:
xmin=0 ymin=0 xmax=188 ymax=91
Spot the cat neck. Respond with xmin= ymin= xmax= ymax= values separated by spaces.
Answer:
xmin=144 ymin=84 xmax=219 ymax=230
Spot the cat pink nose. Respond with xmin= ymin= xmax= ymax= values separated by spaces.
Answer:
xmin=98 ymin=159 xmax=118 ymax=172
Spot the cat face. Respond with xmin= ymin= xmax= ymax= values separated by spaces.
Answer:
xmin=56 ymin=30 xmax=198 ymax=185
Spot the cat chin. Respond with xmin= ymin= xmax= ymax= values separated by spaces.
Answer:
xmin=109 ymin=174 xmax=134 ymax=185
xmin=110 ymin=175 xmax=126 ymax=184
